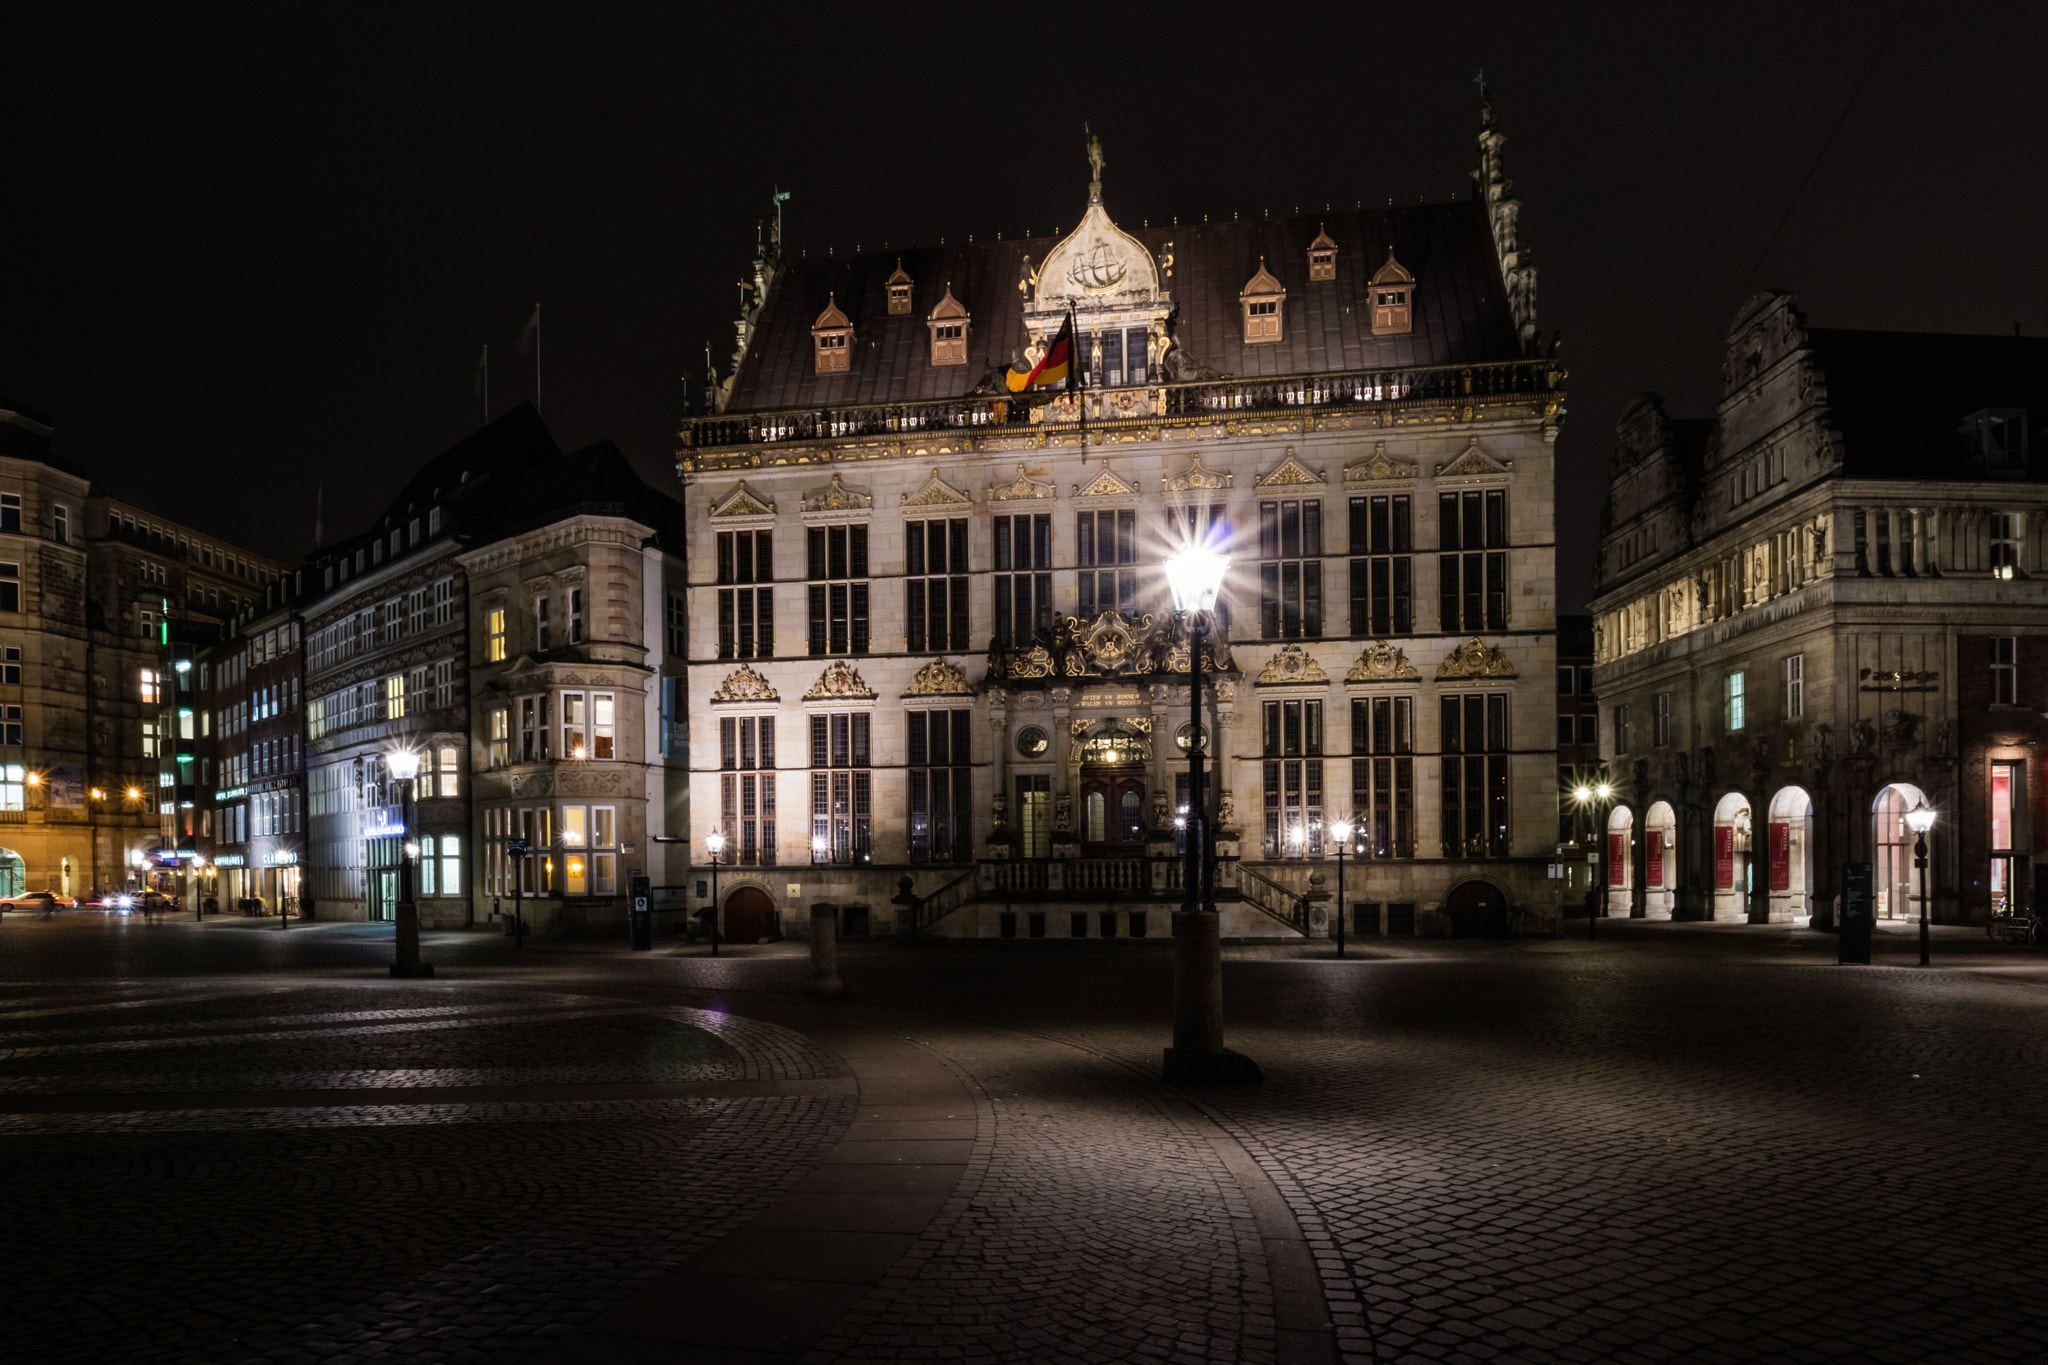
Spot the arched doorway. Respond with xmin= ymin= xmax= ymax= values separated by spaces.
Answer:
xmin=1446 ymin=879 xmax=1510 ymax=938
xmin=1767 ymin=786 xmax=1815 ymax=923
xmin=723 ymin=886 xmax=778 ymax=943
xmin=1605 ymin=806 xmax=1635 ymax=917
xmin=1711 ymin=793 xmax=1753 ymax=922
xmin=1872 ymin=783 xmax=1929 ymax=921
xmin=0 ymin=848 xmax=24 ymax=898
xmin=1644 ymin=801 xmax=1676 ymax=920
xmin=1077 ymin=726 xmax=1147 ymax=854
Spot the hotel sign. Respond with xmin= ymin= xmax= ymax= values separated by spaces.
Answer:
xmin=1858 ymin=669 xmax=1938 ymax=693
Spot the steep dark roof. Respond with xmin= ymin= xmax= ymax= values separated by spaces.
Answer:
xmin=1809 ymin=328 xmax=2048 ymax=478
xmin=725 ymin=201 xmax=1520 ymax=412
xmin=461 ymin=437 xmax=685 ymax=550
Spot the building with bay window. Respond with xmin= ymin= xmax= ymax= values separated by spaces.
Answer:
xmin=1589 ymin=291 xmax=2048 ymax=926
xmin=679 ymin=95 xmax=1565 ymax=940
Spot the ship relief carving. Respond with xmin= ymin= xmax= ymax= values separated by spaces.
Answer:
xmin=1346 ymin=641 xmax=1421 ymax=682
xmin=804 ymin=659 xmax=875 ymax=700
xmin=710 ymin=664 xmax=779 ymax=704
xmin=1436 ymin=638 xmax=1517 ymax=679
xmin=1256 ymin=643 xmax=1329 ymax=686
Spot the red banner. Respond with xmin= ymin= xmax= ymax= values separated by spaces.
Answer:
xmin=1714 ymin=825 xmax=1735 ymax=888
xmin=1647 ymin=830 xmax=1664 ymax=886
xmin=1769 ymin=821 xmax=1791 ymax=890
xmin=1608 ymin=832 xmax=1627 ymax=886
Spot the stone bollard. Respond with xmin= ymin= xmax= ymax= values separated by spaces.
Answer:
xmin=1163 ymin=911 xmax=1260 ymax=1084
xmin=807 ymin=904 xmax=843 ymax=995
xmin=390 ymin=901 xmax=435 ymax=978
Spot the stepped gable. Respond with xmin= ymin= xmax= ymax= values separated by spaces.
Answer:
xmin=723 ymin=201 xmax=1521 ymax=414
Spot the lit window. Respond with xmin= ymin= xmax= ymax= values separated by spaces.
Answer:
xmin=561 ymin=691 xmax=586 ymax=757
xmin=1725 ymin=671 xmax=1746 ymax=731
xmin=1262 ymin=700 xmax=1325 ymax=858
xmin=0 ymin=763 xmax=23 ymax=809
xmin=591 ymin=693 xmax=614 ymax=760
xmin=139 ymin=668 xmax=159 ymax=703
xmin=439 ymin=835 xmax=460 ymax=898
xmin=489 ymin=708 xmax=509 ymax=769
xmin=590 ymin=812 xmax=614 ymax=895
xmin=419 ymin=835 xmax=438 ymax=895
xmin=1784 ymin=654 xmax=1804 ymax=718
xmin=1992 ymin=513 xmax=2021 ymax=579
xmin=386 ymin=674 xmax=406 ymax=720
xmin=486 ymin=607 xmax=506 ymax=662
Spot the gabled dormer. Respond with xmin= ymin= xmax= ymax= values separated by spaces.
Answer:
xmin=1369 ymin=251 xmax=1414 ymax=335
xmin=1307 ymin=226 xmax=1338 ymax=282
xmin=812 ymin=293 xmax=853 ymax=374
xmin=1239 ymin=258 xmax=1285 ymax=344
xmin=885 ymin=261 xmax=914 ymax=316
xmin=927 ymin=283 xmax=968 ymax=367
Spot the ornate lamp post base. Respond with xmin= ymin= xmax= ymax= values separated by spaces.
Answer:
xmin=1163 ymin=910 xmax=1261 ymax=1084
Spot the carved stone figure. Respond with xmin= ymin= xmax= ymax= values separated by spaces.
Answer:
xmin=1150 ymin=789 xmax=1170 ymax=832
xmin=1933 ymin=719 xmax=1954 ymax=758
xmin=1882 ymin=710 xmax=1920 ymax=749
xmin=1052 ymin=792 xmax=1074 ymax=832
xmin=1851 ymin=718 xmax=1876 ymax=756
xmin=990 ymin=795 xmax=1009 ymax=833
xmin=1217 ymin=791 xmax=1236 ymax=829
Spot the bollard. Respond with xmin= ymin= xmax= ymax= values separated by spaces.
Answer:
xmin=807 ymin=904 xmax=843 ymax=995
xmin=1162 ymin=911 xmax=1259 ymax=1084
xmin=390 ymin=901 xmax=435 ymax=978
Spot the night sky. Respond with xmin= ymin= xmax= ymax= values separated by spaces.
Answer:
xmin=5 ymin=3 xmax=2042 ymax=610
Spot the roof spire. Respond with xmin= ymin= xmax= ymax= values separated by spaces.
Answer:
xmin=1470 ymin=79 xmax=1537 ymax=353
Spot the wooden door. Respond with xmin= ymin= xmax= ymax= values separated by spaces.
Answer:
xmin=1080 ymin=768 xmax=1146 ymax=852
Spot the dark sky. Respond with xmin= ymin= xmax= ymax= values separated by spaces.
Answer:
xmin=5 ymin=3 xmax=2042 ymax=609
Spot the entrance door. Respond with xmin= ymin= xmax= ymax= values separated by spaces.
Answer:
xmin=723 ymin=886 xmax=777 ymax=943
xmin=1080 ymin=769 xmax=1145 ymax=851
xmin=1446 ymin=880 xmax=1509 ymax=938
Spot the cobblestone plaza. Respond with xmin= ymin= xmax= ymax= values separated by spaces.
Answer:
xmin=4 ymin=914 xmax=2045 ymax=1363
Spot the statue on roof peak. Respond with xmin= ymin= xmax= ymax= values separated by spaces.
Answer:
xmin=1086 ymin=126 xmax=1105 ymax=204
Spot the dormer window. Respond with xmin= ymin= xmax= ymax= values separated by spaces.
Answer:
xmin=1369 ymin=251 xmax=1414 ymax=335
xmin=1239 ymin=258 xmax=1285 ymax=345
xmin=927 ymin=282 xmax=969 ymax=367
xmin=812 ymin=293 xmax=853 ymax=374
xmin=886 ymin=261 xmax=913 ymax=316
xmin=1307 ymin=226 xmax=1338 ymax=282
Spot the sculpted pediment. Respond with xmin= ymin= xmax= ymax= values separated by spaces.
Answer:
xmin=1436 ymin=437 xmax=1512 ymax=481
xmin=1073 ymin=467 xmax=1140 ymax=499
xmin=801 ymin=472 xmax=872 ymax=515
xmin=1346 ymin=641 xmax=1420 ymax=682
xmin=708 ymin=482 xmax=777 ymax=519
xmin=1163 ymin=453 xmax=1233 ymax=495
xmin=1034 ymin=200 xmax=1162 ymax=308
xmin=1344 ymin=442 xmax=1419 ymax=483
xmin=904 ymin=658 xmax=973 ymax=696
xmin=900 ymin=469 xmax=973 ymax=510
xmin=1253 ymin=448 xmax=1325 ymax=488
xmin=711 ymin=664 xmax=779 ymax=704
xmin=1256 ymin=643 xmax=1329 ymax=686
xmin=804 ymin=659 xmax=875 ymax=700
xmin=1436 ymin=637 xmax=1517 ymax=679
xmin=989 ymin=463 xmax=1057 ymax=502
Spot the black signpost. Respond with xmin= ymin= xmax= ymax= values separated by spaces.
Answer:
xmin=506 ymin=838 xmax=529 ymax=947
xmin=1840 ymin=861 xmax=1873 ymax=964
xmin=630 ymin=874 xmax=652 ymax=951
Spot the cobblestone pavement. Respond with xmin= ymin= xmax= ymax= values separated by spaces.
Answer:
xmin=5 ymin=912 xmax=2047 ymax=1362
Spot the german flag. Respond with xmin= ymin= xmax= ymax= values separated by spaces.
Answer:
xmin=1005 ymin=313 xmax=1076 ymax=393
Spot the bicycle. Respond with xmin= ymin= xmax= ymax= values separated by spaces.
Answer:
xmin=1986 ymin=912 xmax=2041 ymax=946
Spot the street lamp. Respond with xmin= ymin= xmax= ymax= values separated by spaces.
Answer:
xmin=1905 ymin=804 xmax=1937 ymax=967
xmin=1329 ymin=817 xmax=1354 ymax=958
xmin=385 ymin=747 xmax=431 ymax=976
xmin=1161 ymin=534 xmax=1258 ymax=1084
xmin=1573 ymin=781 xmax=1614 ymax=940
xmin=704 ymin=830 xmax=725 ymax=957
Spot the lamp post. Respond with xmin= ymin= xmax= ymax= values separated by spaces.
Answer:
xmin=1905 ymin=805 xmax=1937 ymax=967
xmin=385 ymin=748 xmax=432 ymax=977
xmin=704 ymin=830 xmax=725 ymax=956
xmin=1162 ymin=535 xmax=1258 ymax=1084
xmin=1329 ymin=818 xmax=1354 ymax=958
xmin=1574 ymin=781 xmax=1613 ymax=941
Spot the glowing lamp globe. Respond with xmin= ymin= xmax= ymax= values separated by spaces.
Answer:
xmin=705 ymin=831 xmax=727 ymax=857
xmin=1329 ymin=818 xmax=1355 ymax=845
xmin=385 ymin=748 xmax=422 ymax=782
xmin=1165 ymin=542 xmax=1230 ymax=614
xmin=1904 ymin=806 xmax=1937 ymax=835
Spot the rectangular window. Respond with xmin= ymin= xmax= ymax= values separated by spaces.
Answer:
xmin=561 ymin=691 xmax=586 ymax=757
xmin=561 ymin=805 xmax=589 ymax=895
xmin=52 ymin=505 xmax=67 ymax=544
xmin=907 ymin=709 xmax=973 ymax=863
xmin=994 ymin=513 xmax=1054 ymax=649
xmin=809 ymin=712 xmax=870 ymax=863
xmin=434 ymin=658 xmax=454 ymax=709
xmin=436 ymin=745 xmax=459 ymax=799
xmin=489 ymin=707 xmax=510 ymax=768
xmin=591 ymin=692 xmax=615 ymax=759
xmin=385 ymin=674 xmax=406 ymax=720
xmin=1992 ymin=513 xmax=2021 ymax=580
xmin=1557 ymin=666 xmax=1574 ymax=696
xmin=1653 ymin=691 xmax=1671 ymax=748
xmin=1016 ymin=773 xmax=1051 ymax=860
xmin=1725 ymin=671 xmax=1747 ymax=731
xmin=1436 ymin=490 xmax=1508 ymax=632
xmin=806 ymin=524 xmax=869 ymax=656
xmin=1259 ymin=499 xmax=1324 ymax=640
xmin=0 ymin=562 xmax=20 ymax=614
xmin=1990 ymin=760 xmax=2023 ymax=914
xmin=0 ymin=494 xmax=18 ymax=534
xmin=408 ymin=588 xmax=428 ymax=636
xmin=1614 ymin=703 xmax=1631 ymax=755
xmin=1348 ymin=495 xmax=1412 ymax=636
xmin=486 ymin=607 xmax=507 ymax=662
xmin=718 ymin=530 xmax=774 ymax=659
xmin=140 ymin=667 xmax=159 ymax=703
xmin=1784 ymin=654 xmax=1804 ymax=718
xmin=719 ymin=714 xmax=778 ymax=866
xmin=535 ymin=595 xmax=551 ymax=651
xmin=1991 ymin=636 xmax=2016 ymax=705
xmin=1076 ymin=509 xmax=1138 ymax=619
xmin=666 ymin=592 xmax=687 ymax=657
xmin=906 ymin=518 xmax=971 ymax=653
xmin=569 ymin=586 xmax=584 ymax=644
xmin=434 ymin=577 xmax=454 ymax=626
xmin=1347 ymin=696 xmax=1413 ymax=858
xmin=1440 ymin=692 xmax=1510 ymax=858
xmin=1261 ymin=699 xmax=1325 ymax=857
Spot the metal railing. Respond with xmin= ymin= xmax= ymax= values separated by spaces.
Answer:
xmin=680 ymin=357 xmax=1560 ymax=454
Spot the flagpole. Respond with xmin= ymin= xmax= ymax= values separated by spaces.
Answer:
xmin=1071 ymin=304 xmax=1086 ymax=462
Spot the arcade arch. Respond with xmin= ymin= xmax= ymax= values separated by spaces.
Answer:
xmin=1711 ymin=792 xmax=1753 ymax=922
xmin=1766 ymin=786 xmax=1814 ymax=923
xmin=1605 ymin=805 xmax=1635 ymax=917
xmin=1643 ymin=801 xmax=1676 ymax=920
xmin=1873 ymin=783 xmax=1930 ymax=921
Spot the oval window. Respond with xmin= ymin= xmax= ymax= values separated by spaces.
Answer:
xmin=1176 ymin=722 xmax=1206 ymax=753
xmin=1016 ymin=726 xmax=1050 ymax=758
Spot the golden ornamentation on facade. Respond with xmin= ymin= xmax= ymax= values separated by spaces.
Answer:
xmin=1007 ymin=644 xmax=1056 ymax=679
xmin=710 ymin=664 xmax=779 ymax=704
xmin=1435 ymin=437 xmax=1512 ymax=479
xmin=989 ymin=464 xmax=1056 ymax=501
xmin=904 ymin=658 xmax=972 ymax=696
xmin=1346 ymin=641 xmax=1421 ymax=681
xmin=1253 ymin=447 xmax=1325 ymax=486
xmin=801 ymin=471 xmax=872 ymax=513
xmin=1255 ymin=643 xmax=1329 ymax=685
xmin=1073 ymin=467 xmax=1139 ymax=499
xmin=1344 ymin=442 xmax=1419 ymax=482
xmin=708 ymin=483 xmax=777 ymax=518
xmin=804 ymin=659 xmax=876 ymax=699
xmin=900 ymin=470 xmax=973 ymax=508
xmin=1436 ymin=637 xmax=1517 ymax=679
xmin=1163 ymin=453 xmax=1233 ymax=493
